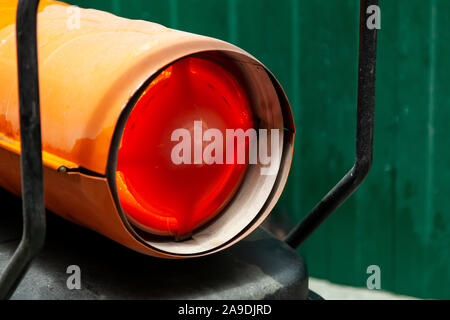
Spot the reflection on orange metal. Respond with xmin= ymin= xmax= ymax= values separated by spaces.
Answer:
xmin=0 ymin=0 xmax=295 ymax=258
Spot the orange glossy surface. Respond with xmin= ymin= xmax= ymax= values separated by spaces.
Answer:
xmin=0 ymin=1 xmax=250 ymax=174
xmin=0 ymin=1 xmax=294 ymax=257
xmin=116 ymin=57 xmax=254 ymax=237
xmin=0 ymin=0 xmax=64 ymax=30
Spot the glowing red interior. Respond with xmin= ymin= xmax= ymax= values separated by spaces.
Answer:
xmin=116 ymin=56 xmax=254 ymax=238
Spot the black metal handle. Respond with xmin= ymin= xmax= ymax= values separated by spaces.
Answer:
xmin=285 ymin=0 xmax=378 ymax=249
xmin=0 ymin=0 xmax=45 ymax=300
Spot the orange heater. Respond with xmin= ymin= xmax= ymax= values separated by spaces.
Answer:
xmin=0 ymin=0 xmax=295 ymax=258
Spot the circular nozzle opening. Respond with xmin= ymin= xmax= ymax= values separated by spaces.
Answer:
xmin=116 ymin=56 xmax=255 ymax=239
xmin=110 ymin=50 xmax=291 ymax=257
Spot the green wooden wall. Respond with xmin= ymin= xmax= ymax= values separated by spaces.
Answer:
xmin=69 ymin=0 xmax=450 ymax=299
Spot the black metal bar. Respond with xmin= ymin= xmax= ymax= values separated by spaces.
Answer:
xmin=285 ymin=0 xmax=378 ymax=249
xmin=0 ymin=0 xmax=45 ymax=299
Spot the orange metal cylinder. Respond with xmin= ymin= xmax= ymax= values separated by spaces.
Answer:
xmin=0 ymin=0 xmax=295 ymax=258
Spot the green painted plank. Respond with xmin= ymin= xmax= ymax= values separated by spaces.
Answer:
xmin=293 ymin=0 xmax=360 ymax=285
xmin=390 ymin=0 xmax=434 ymax=298
xmin=71 ymin=0 xmax=114 ymax=12
xmin=422 ymin=0 xmax=450 ymax=299
xmin=176 ymin=0 xmax=229 ymax=41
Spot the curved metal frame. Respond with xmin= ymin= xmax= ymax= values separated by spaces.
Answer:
xmin=0 ymin=0 xmax=45 ymax=300
xmin=285 ymin=0 xmax=378 ymax=248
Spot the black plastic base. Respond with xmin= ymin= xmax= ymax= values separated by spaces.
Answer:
xmin=0 ymin=190 xmax=309 ymax=300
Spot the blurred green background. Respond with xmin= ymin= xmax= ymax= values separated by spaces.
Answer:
xmin=70 ymin=0 xmax=449 ymax=299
